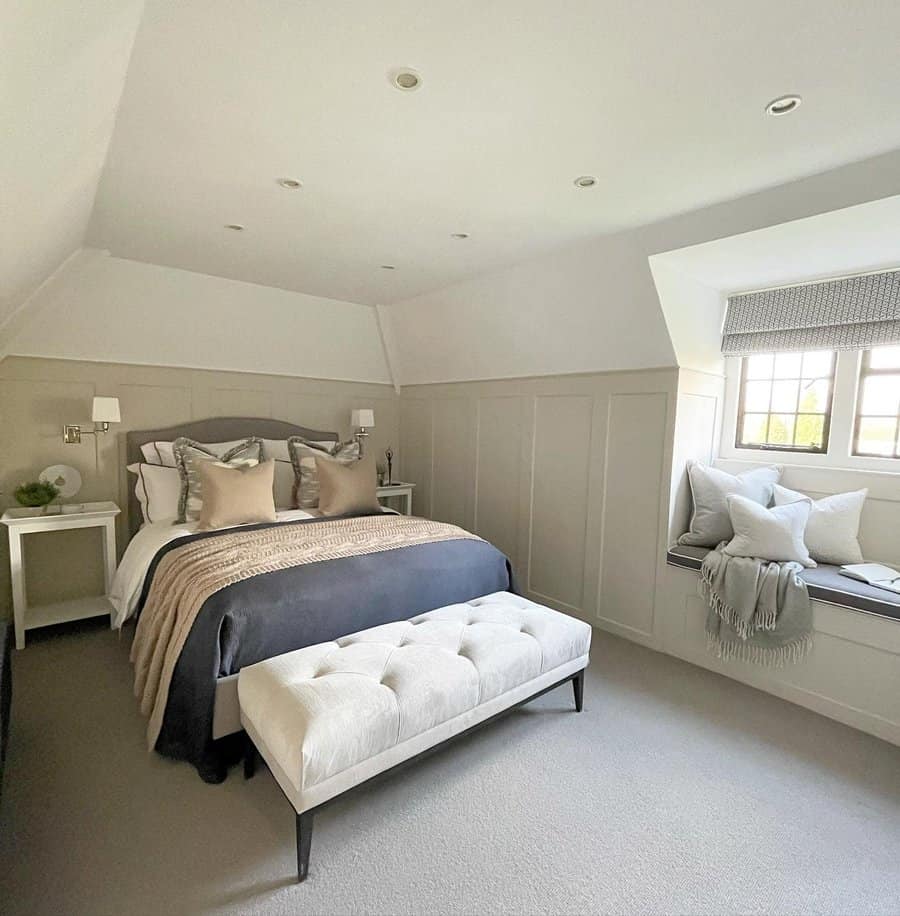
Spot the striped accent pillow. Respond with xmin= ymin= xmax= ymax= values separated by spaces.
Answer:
xmin=173 ymin=437 xmax=265 ymax=522
xmin=287 ymin=436 xmax=359 ymax=508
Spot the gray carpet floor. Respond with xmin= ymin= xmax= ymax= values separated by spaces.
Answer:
xmin=0 ymin=619 xmax=898 ymax=916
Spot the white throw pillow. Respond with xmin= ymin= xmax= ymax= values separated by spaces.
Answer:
xmin=678 ymin=462 xmax=782 ymax=547
xmin=723 ymin=494 xmax=816 ymax=567
xmin=773 ymin=485 xmax=867 ymax=566
xmin=127 ymin=463 xmax=182 ymax=523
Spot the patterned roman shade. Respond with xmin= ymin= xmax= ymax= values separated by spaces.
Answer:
xmin=722 ymin=270 xmax=900 ymax=356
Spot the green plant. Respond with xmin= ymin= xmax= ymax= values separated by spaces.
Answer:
xmin=14 ymin=480 xmax=60 ymax=508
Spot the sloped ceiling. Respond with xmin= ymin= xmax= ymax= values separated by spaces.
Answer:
xmin=86 ymin=0 xmax=900 ymax=306
xmin=0 ymin=0 xmax=145 ymax=328
xmin=4 ymin=1 xmax=900 ymax=384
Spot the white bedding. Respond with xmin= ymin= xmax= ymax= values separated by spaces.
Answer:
xmin=109 ymin=509 xmax=316 ymax=628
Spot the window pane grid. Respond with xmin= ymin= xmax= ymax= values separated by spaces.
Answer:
xmin=854 ymin=349 xmax=900 ymax=459
xmin=736 ymin=350 xmax=835 ymax=453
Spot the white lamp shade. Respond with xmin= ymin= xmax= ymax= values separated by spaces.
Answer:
xmin=92 ymin=396 xmax=121 ymax=424
xmin=351 ymin=408 xmax=374 ymax=428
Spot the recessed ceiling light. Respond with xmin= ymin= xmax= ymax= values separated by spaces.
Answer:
xmin=390 ymin=68 xmax=422 ymax=91
xmin=224 ymin=223 xmax=245 ymax=231
xmin=450 ymin=232 xmax=470 ymax=239
xmin=277 ymin=178 xmax=302 ymax=190
xmin=380 ymin=264 xmax=396 ymax=270
xmin=765 ymin=94 xmax=802 ymax=117
xmin=573 ymin=175 xmax=597 ymax=189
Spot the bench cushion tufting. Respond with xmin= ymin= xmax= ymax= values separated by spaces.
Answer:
xmin=239 ymin=591 xmax=591 ymax=810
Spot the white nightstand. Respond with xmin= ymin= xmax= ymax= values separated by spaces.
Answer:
xmin=376 ymin=483 xmax=416 ymax=516
xmin=1 ymin=501 xmax=120 ymax=649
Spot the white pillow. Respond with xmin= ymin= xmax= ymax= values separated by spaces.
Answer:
xmin=678 ymin=462 xmax=782 ymax=547
xmin=723 ymin=494 xmax=816 ymax=567
xmin=140 ymin=439 xmax=245 ymax=467
xmin=127 ymin=463 xmax=182 ymax=524
xmin=773 ymin=485 xmax=867 ymax=566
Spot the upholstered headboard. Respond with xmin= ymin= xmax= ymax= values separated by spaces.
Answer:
xmin=124 ymin=417 xmax=338 ymax=540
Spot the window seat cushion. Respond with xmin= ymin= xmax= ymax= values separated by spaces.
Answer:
xmin=666 ymin=547 xmax=900 ymax=622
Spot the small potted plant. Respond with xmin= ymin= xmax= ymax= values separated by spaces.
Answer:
xmin=14 ymin=480 xmax=60 ymax=513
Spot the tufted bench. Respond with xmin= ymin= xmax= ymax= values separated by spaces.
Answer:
xmin=238 ymin=590 xmax=592 ymax=881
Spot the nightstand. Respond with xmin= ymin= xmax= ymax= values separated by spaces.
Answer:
xmin=1 ymin=501 xmax=120 ymax=649
xmin=376 ymin=483 xmax=416 ymax=516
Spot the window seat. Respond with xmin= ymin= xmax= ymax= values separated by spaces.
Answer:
xmin=666 ymin=547 xmax=900 ymax=623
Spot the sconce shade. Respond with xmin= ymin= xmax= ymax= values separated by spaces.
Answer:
xmin=92 ymin=396 xmax=121 ymax=424
xmin=351 ymin=408 xmax=375 ymax=428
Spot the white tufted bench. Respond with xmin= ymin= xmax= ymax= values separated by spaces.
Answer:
xmin=238 ymin=590 xmax=592 ymax=881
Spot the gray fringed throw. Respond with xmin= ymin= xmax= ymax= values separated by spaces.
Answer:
xmin=700 ymin=543 xmax=812 ymax=667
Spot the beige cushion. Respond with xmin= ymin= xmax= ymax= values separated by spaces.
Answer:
xmin=173 ymin=436 xmax=265 ymax=522
xmin=196 ymin=460 xmax=277 ymax=530
xmin=316 ymin=451 xmax=380 ymax=516
xmin=287 ymin=437 xmax=359 ymax=508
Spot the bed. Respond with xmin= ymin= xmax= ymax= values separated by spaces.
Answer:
xmin=116 ymin=417 xmax=513 ymax=782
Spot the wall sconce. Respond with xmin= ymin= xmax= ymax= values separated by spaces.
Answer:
xmin=351 ymin=408 xmax=375 ymax=456
xmin=63 ymin=396 xmax=121 ymax=444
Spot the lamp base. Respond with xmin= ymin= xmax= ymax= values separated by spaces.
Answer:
xmin=355 ymin=428 xmax=370 ymax=457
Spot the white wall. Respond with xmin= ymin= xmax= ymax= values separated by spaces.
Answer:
xmin=1 ymin=0 xmax=145 ymax=326
xmin=2 ymin=251 xmax=392 ymax=385
xmin=381 ymin=233 xmax=676 ymax=385
xmin=382 ymin=149 xmax=900 ymax=384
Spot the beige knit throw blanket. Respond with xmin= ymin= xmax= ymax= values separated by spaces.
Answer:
xmin=132 ymin=514 xmax=482 ymax=749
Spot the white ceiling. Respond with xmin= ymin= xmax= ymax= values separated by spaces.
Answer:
xmin=650 ymin=194 xmax=900 ymax=295
xmin=7 ymin=1 xmax=900 ymax=319
xmin=649 ymin=194 xmax=900 ymax=372
xmin=1 ymin=0 xmax=144 ymax=327
xmin=85 ymin=0 xmax=900 ymax=306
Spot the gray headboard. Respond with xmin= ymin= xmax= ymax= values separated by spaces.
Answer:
xmin=124 ymin=417 xmax=338 ymax=540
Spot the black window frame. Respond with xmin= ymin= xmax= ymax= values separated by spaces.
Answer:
xmin=735 ymin=350 xmax=836 ymax=455
xmin=852 ymin=348 xmax=900 ymax=459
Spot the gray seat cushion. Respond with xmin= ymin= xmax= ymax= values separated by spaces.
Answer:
xmin=666 ymin=548 xmax=900 ymax=622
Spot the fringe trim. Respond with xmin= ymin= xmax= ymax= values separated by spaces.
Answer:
xmin=698 ymin=568 xmax=753 ymax=640
xmin=700 ymin=557 xmax=811 ymax=667
xmin=705 ymin=632 xmax=813 ymax=669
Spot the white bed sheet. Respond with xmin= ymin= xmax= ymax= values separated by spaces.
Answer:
xmin=109 ymin=509 xmax=316 ymax=628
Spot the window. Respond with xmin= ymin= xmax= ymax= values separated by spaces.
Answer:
xmin=853 ymin=346 xmax=900 ymax=459
xmin=735 ymin=350 xmax=835 ymax=453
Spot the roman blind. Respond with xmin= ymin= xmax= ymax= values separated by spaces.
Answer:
xmin=721 ymin=269 xmax=900 ymax=356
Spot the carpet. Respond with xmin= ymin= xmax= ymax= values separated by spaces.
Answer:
xmin=0 ymin=618 xmax=898 ymax=915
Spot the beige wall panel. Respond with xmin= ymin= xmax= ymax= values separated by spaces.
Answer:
xmin=474 ymin=396 xmax=524 ymax=569
xmin=24 ymin=528 xmax=105 ymax=607
xmin=431 ymin=398 xmax=476 ymax=529
xmin=399 ymin=399 xmax=433 ymax=517
xmin=0 ymin=356 xmax=397 ymax=616
xmin=598 ymin=392 xmax=668 ymax=635
xmin=207 ymin=387 xmax=273 ymax=418
xmin=529 ymin=394 xmax=593 ymax=609
xmin=116 ymin=383 xmax=193 ymax=432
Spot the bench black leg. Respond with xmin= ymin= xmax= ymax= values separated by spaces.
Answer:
xmin=572 ymin=669 xmax=584 ymax=712
xmin=296 ymin=811 xmax=314 ymax=883
xmin=244 ymin=738 xmax=258 ymax=780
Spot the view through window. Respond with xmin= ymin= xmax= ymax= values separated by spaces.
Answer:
xmin=854 ymin=346 xmax=900 ymax=459
xmin=736 ymin=350 xmax=835 ymax=453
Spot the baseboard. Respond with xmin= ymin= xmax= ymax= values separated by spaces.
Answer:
xmin=664 ymin=641 xmax=900 ymax=746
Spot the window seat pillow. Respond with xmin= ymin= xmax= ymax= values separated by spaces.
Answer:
xmin=666 ymin=546 xmax=900 ymax=622
xmin=723 ymin=494 xmax=815 ymax=568
xmin=678 ymin=462 xmax=782 ymax=548
xmin=773 ymin=485 xmax=867 ymax=566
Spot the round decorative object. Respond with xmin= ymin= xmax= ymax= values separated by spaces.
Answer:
xmin=40 ymin=464 xmax=82 ymax=499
